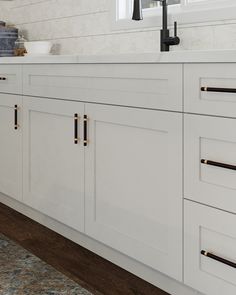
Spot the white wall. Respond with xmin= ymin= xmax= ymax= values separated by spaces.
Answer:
xmin=1 ymin=0 xmax=236 ymax=55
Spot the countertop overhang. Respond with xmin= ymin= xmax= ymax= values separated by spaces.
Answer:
xmin=1 ymin=50 xmax=236 ymax=64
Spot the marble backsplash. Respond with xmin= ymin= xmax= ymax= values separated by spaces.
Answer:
xmin=0 ymin=0 xmax=236 ymax=55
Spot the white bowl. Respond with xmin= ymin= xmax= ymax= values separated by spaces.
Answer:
xmin=24 ymin=41 xmax=52 ymax=55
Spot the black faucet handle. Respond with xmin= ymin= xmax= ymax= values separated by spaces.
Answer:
xmin=174 ymin=21 xmax=178 ymax=37
xmin=164 ymin=21 xmax=180 ymax=47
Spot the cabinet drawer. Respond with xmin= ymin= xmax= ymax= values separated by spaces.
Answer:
xmin=185 ymin=63 xmax=236 ymax=117
xmin=185 ymin=114 xmax=236 ymax=213
xmin=23 ymin=64 xmax=182 ymax=111
xmin=184 ymin=200 xmax=236 ymax=295
xmin=0 ymin=65 xmax=22 ymax=94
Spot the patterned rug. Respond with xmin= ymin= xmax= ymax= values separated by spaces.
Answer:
xmin=0 ymin=233 xmax=93 ymax=295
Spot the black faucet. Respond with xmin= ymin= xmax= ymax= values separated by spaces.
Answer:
xmin=132 ymin=0 xmax=180 ymax=52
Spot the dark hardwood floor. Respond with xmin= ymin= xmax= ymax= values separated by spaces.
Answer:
xmin=0 ymin=202 xmax=169 ymax=295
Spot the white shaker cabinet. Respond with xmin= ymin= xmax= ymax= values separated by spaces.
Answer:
xmin=84 ymin=104 xmax=183 ymax=281
xmin=22 ymin=97 xmax=85 ymax=232
xmin=0 ymin=94 xmax=22 ymax=201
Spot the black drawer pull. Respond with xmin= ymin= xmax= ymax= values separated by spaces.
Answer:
xmin=74 ymin=114 xmax=79 ymax=144
xmin=201 ymin=250 xmax=236 ymax=269
xmin=83 ymin=115 xmax=88 ymax=147
xmin=201 ymin=87 xmax=236 ymax=94
xmin=201 ymin=159 xmax=236 ymax=171
xmin=14 ymin=105 xmax=19 ymax=130
xmin=0 ymin=77 xmax=6 ymax=81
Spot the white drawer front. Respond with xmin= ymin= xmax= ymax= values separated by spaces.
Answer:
xmin=0 ymin=65 xmax=22 ymax=94
xmin=185 ymin=63 xmax=236 ymax=117
xmin=185 ymin=114 xmax=236 ymax=213
xmin=23 ymin=64 xmax=182 ymax=111
xmin=184 ymin=200 xmax=236 ymax=295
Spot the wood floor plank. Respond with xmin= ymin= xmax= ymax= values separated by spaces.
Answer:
xmin=0 ymin=202 xmax=169 ymax=295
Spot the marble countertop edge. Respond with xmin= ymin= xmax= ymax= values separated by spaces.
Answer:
xmin=1 ymin=50 xmax=236 ymax=64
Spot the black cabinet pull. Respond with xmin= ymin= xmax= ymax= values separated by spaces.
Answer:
xmin=83 ymin=115 xmax=88 ymax=147
xmin=74 ymin=114 xmax=79 ymax=144
xmin=14 ymin=105 xmax=19 ymax=130
xmin=0 ymin=77 xmax=6 ymax=81
xmin=201 ymin=250 xmax=236 ymax=269
xmin=201 ymin=87 xmax=236 ymax=94
xmin=201 ymin=159 xmax=236 ymax=171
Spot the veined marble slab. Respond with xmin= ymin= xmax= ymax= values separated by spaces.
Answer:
xmin=1 ymin=50 xmax=236 ymax=64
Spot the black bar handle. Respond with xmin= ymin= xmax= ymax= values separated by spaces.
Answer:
xmin=14 ymin=105 xmax=18 ymax=130
xmin=174 ymin=21 xmax=177 ymax=37
xmin=201 ymin=87 xmax=236 ymax=94
xmin=74 ymin=114 xmax=79 ymax=144
xmin=201 ymin=250 xmax=236 ymax=269
xmin=201 ymin=159 xmax=236 ymax=171
xmin=83 ymin=115 xmax=88 ymax=147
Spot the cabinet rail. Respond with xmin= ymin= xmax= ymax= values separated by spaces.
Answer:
xmin=201 ymin=250 xmax=236 ymax=269
xmin=201 ymin=159 xmax=236 ymax=171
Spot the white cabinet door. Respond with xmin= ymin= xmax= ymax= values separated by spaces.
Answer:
xmin=85 ymin=104 xmax=183 ymax=281
xmin=0 ymin=94 xmax=22 ymax=201
xmin=23 ymin=97 xmax=85 ymax=232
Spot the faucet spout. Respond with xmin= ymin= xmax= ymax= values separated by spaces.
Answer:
xmin=132 ymin=0 xmax=143 ymax=21
xmin=159 ymin=0 xmax=168 ymax=31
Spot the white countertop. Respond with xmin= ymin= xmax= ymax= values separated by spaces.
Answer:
xmin=1 ymin=50 xmax=236 ymax=64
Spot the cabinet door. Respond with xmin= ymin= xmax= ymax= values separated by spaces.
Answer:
xmin=23 ymin=97 xmax=84 ymax=232
xmin=0 ymin=94 xmax=22 ymax=201
xmin=85 ymin=104 xmax=183 ymax=281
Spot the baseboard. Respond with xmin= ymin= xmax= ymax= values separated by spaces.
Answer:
xmin=0 ymin=193 xmax=202 ymax=295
